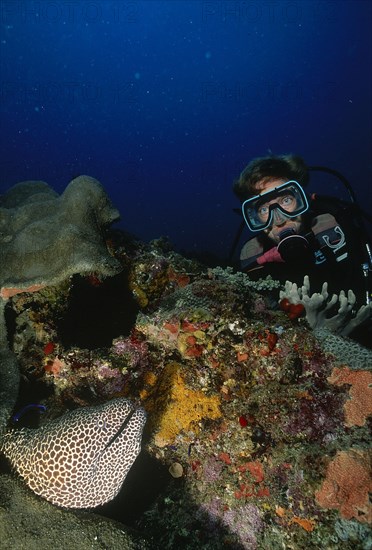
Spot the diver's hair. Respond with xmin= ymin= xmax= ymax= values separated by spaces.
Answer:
xmin=233 ymin=154 xmax=309 ymax=202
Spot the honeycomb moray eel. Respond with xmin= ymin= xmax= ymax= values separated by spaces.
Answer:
xmin=0 ymin=398 xmax=147 ymax=508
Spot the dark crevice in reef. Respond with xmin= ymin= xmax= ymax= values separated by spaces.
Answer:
xmin=97 ymin=451 xmax=171 ymax=527
xmin=3 ymin=302 xmax=17 ymax=349
xmin=58 ymin=271 xmax=139 ymax=350
xmin=97 ymin=453 xmax=247 ymax=549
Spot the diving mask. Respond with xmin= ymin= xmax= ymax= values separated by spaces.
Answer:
xmin=242 ymin=180 xmax=309 ymax=232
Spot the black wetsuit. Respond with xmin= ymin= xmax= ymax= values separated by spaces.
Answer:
xmin=240 ymin=207 xmax=370 ymax=308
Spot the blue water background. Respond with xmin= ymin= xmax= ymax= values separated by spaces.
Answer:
xmin=1 ymin=0 xmax=371 ymax=261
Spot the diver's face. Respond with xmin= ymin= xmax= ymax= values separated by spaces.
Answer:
xmin=256 ymin=179 xmax=303 ymax=243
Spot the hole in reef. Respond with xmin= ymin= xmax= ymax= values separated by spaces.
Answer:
xmin=4 ymin=302 xmax=17 ymax=348
xmin=58 ymin=271 xmax=139 ymax=349
xmin=97 ymin=451 xmax=171 ymax=526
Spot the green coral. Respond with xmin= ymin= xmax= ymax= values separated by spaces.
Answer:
xmin=334 ymin=519 xmax=372 ymax=549
xmin=210 ymin=266 xmax=281 ymax=291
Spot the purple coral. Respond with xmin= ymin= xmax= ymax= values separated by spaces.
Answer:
xmin=95 ymin=362 xmax=127 ymax=396
xmin=197 ymin=497 xmax=223 ymax=529
xmin=203 ymin=456 xmax=223 ymax=482
xmin=198 ymin=500 xmax=263 ymax=548
xmin=285 ymin=389 xmax=344 ymax=442
xmin=112 ymin=333 xmax=149 ymax=370
xmin=222 ymin=504 xmax=263 ymax=549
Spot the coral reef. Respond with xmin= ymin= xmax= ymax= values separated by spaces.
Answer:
xmin=0 ymin=176 xmax=121 ymax=297
xmin=127 ymin=242 xmax=203 ymax=311
xmin=280 ymin=276 xmax=372 ymax=336
xmin=1 ymin=232 xmax=371 ymax=547
xmin=279 ymin=276 xmax=372 ymax=369
xmin=313 ymin=327 xmax=372 ymax=370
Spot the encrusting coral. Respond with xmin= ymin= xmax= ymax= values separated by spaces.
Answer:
xmin=143 ymin=361 xmax=222 ymax=447
xmin=315 ymin=449 xmax=372 ymax=523
xmin=328 ymin=366 xmax=372 ymax=427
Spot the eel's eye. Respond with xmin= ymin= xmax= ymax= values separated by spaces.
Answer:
xmin=96 ymin=418 xmax=107 ymax=431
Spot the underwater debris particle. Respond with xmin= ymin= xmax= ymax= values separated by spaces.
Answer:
xmin=181 ymin=320 xmax=199 ymax=332
xmin=279 ymin=298 xmax=291 ymax=311
xmin=275 ymin=505 xmax=286 ymax=518
xmin=256 ymin=486 xmax=270 ymax=497
xmin=287 ymin=303 xmax=305 ymax=320
xmin=167 ymin=267 xmax=190 ymax=288
xmin=218 ymin=452 xmax=232 ymax=465
xmin=239 ymin=415 xmax=248 ymax=427
xmin=237 ymin=461 xmax=264 ymax=483
xmin=168 ymin=462 xmax=183 ymax=478
xmin=163 ymin=321 xmax=179 ymax=334
xmin=267 ymin=332 xmax=278 ymax=351
xmin=191 ymin=460 xmax=201 ymax=471
xmin=279 ymin=298 xmax=305 ymax=320
xmin=44 ymin=357 xmax=65 ymax=376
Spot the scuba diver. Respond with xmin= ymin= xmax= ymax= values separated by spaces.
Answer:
xmin=232 ymin=154 xmax=372 ymax=310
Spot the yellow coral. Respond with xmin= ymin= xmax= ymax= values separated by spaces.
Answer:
xmin=193 ymin=330 xmax=206 ymax=340
xmin=144 ymin=362 xmax=221 ymax=447
xmin=177 ymin=333 xmax=189 ymax=356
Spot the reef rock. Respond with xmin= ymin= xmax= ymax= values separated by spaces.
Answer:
xmin=0 ymin=473 xmax=150 ymax=549
xmin=0 ymin=176 xmax=122 ymax=433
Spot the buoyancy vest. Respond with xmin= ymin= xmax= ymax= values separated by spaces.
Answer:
xmin=240 ymin=213 xmax=348 ymax=272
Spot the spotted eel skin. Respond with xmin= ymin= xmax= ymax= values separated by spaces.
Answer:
xmin=0 ymin=398 xmax=146 ymax=508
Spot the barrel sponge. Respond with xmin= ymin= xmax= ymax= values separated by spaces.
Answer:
xmin=0 ymin=175 xmax=122 ymax=299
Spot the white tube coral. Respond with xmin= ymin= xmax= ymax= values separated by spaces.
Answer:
xmin=279 ymin=276 xmax=372 ymax=369
xmin=280 ymin=275 xmax=372 ymax=336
